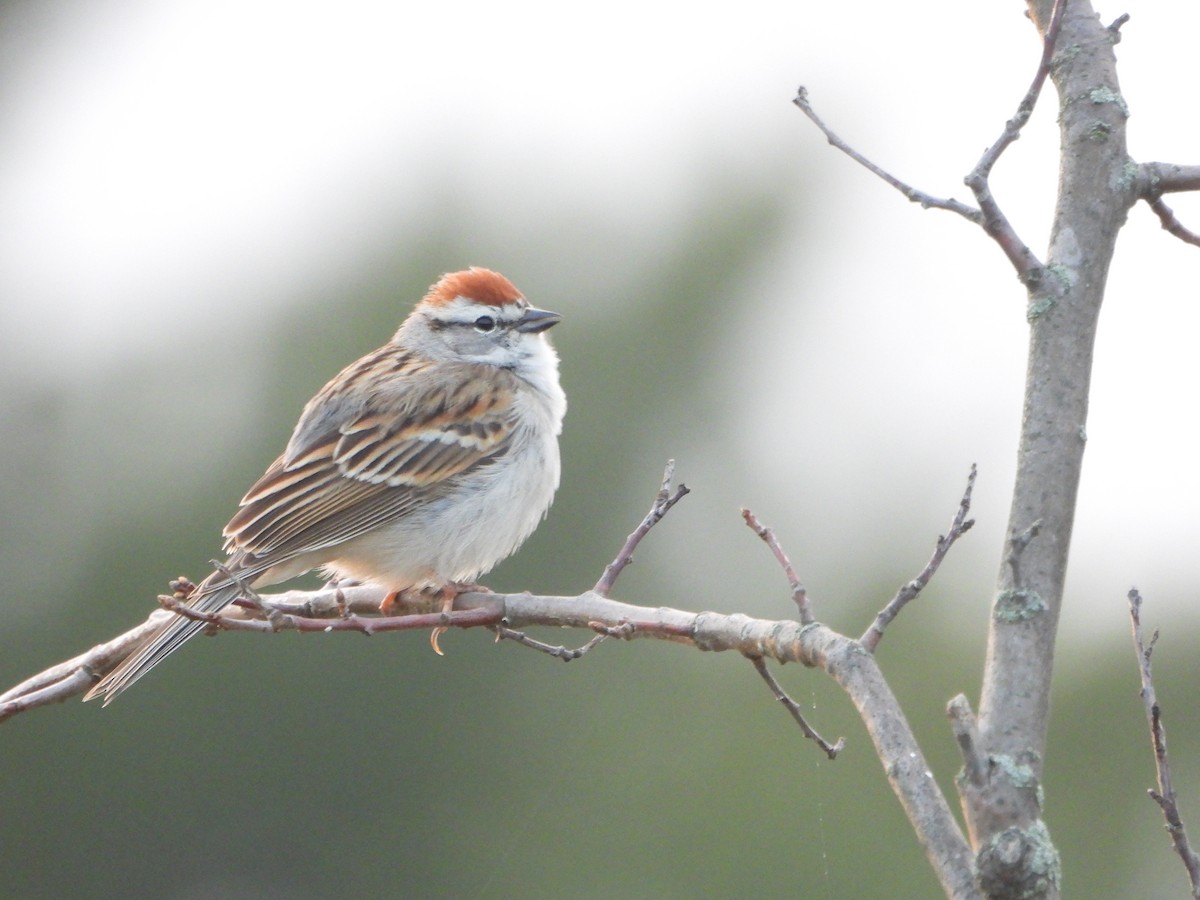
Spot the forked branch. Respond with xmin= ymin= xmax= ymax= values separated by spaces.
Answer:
xmin=794 ymin=0 xmax=1070 ymax=287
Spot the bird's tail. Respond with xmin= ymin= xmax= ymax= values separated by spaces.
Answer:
xmin=83 ymin=570 xmax=249 ymax=706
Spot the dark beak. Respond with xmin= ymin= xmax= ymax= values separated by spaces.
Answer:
xmin=516 ymin=306 xmax=561 ymax=334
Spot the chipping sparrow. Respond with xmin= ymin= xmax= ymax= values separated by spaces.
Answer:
xmin=85 ymin=267 xmax=566 ymax=704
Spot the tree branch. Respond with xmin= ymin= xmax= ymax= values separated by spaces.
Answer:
xmin=593 ymin=459 xmax=690 ymax=595
xmin=793 ymin=0 xmax=1141 ymax=891
xmin=962 ymin=2 xmax=1138 ymax=894
xmin=1138 ymin=162 xmax=1200 ymax=196
xmin=0 ymin=610 xmax=174 ymax=723
xmin=791 ymin=87 xmax=982 ymax=223
xmin=860 ymin=465 xmax=977 ymax=653
xmin=793 ymin=0 xmax=1068 ymax=290
xmin=1128 ymin=589 xmax=1200 ymax=898
xmin=1133 ymin=163 xmax=1200 ymax=248
xmin=960 ymin=0 xmax=1068 ymax=287
xmin=488 ymin=623 xmax=611 ymax=660
xmin=1144 ymin=197 xmax=1200 ymax=249
xmin=1 ymin=468 xmax=979 ymax=896
xmin=747 ymin=655 xmax=844 ymax=759
xmin=740 ymin=508 xmax=812 ymax=624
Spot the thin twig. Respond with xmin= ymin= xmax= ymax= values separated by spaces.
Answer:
xmin=1146 ymin=197 xmax=1200 ymax=248
xmin=590 ymin=621 xmax=637 ymax=639
xmin=740 ymin=508 xmax=812 ymax=624
xmin=748 ymin=655 xmax=843 ymax=759
xmin=1129 ymin=589 xmax=1200 ymax=898
xmin=970 ymin=0 xmax=1066 ymax=180
xmin=860 ymin=465 xmax=976 ymax=653
xmin=593 ymin=460 xmax=690 ymax=595
xmin=962 ymin=0 xmax=1068 ymax=285
xmin=792 ymin=87 xmax=982 ymax=223
xmin=0 ymin=667 xmax=99 ymax=724
xmin=489 ymin=624 xmax=609 ymax=660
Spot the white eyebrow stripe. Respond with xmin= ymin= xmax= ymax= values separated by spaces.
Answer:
xmin=435 ymin=297 xmax=528 ymax=325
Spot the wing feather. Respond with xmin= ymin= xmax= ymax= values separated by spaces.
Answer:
xmin=220 ymin=350 xmax=519 ymax=568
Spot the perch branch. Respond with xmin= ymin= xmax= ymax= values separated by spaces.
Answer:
xmin=1128 ymin=589 xmax=1200 ymax=897
xmin=592 ymin=459 xmax=690 ymax=595
xmin=0 ymin=610 xmax=173 ymax=723
xmin=740 ymin=508 xmax=812 ymax=624
xmin=160 ymin=592 xmax=500 ymax=636
xmin=3 ymin=582 xmax=977 ymax=890
xmin=860 ymin=465 xmax=976 ymax=653
xmin=0 ymin=587 xmax=888 ymax=714
xmin=1 ymin=469 xmax=979 ymax=897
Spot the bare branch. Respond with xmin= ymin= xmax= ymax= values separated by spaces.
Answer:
xmin=2 ymin=538 xmax=976 ymax=893
xmin=1139 ymin=162 xmax=1200 ymax=196
xmin=795 ymin=0 xmax=1069 ymax=289
xmin=1145 ymin=197 xmax=1200 ymax=249
xmin=740 ymin=508 xmax=812 ymax=624
xmin=593 ymin=459 xmax=690 ymax=595
xmin=0 ymin=587 xmax=863 ymax=717
xmin=860 ymin=465 xmax=977 ymax=652
xmin=970 ymin=0 xmax=1066 ymax=181
xmin=791 ymin=87 xmax=982 ymax=223
xmin=961 ymin=0 xmax=1067 ymax=285
xmin=489 ymin=624 xmax=610 ymax=660
xmin=160 ymin=592 xmax=500 ymax=636
xmin=748 ymin=655 xmax=843 ymax=759
xmin=0 ymin=610 xmax=173 ymax=723
xmin=2 ymin=456 xmax=687 ymax=722
xmin=1128 ymin=589 xmax=1200 ymax=897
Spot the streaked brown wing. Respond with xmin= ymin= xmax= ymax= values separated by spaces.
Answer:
xmin=222 ymin=359 xmax=517 ymax=564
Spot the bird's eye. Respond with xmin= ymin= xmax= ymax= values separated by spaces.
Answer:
xmin=473 ymin=315 xmax=496 ymax=333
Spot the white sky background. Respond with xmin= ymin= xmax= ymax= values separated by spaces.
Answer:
xmin=1 ymin=0 xmax=1198 ymax=648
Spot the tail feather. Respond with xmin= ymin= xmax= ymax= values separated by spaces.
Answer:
xmin=83 ymin=574 xmax=248 ymax=706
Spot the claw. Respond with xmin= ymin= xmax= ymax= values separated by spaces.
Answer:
xmin=429 ymin=587 xmax=456 ymax=656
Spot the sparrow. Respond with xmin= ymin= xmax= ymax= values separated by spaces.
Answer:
xmin=85 ymin=267 xmax=566 ymax=705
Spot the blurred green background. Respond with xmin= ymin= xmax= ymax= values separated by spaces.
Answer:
xmin=4 ymin=1 xmax=1200 ymax=897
